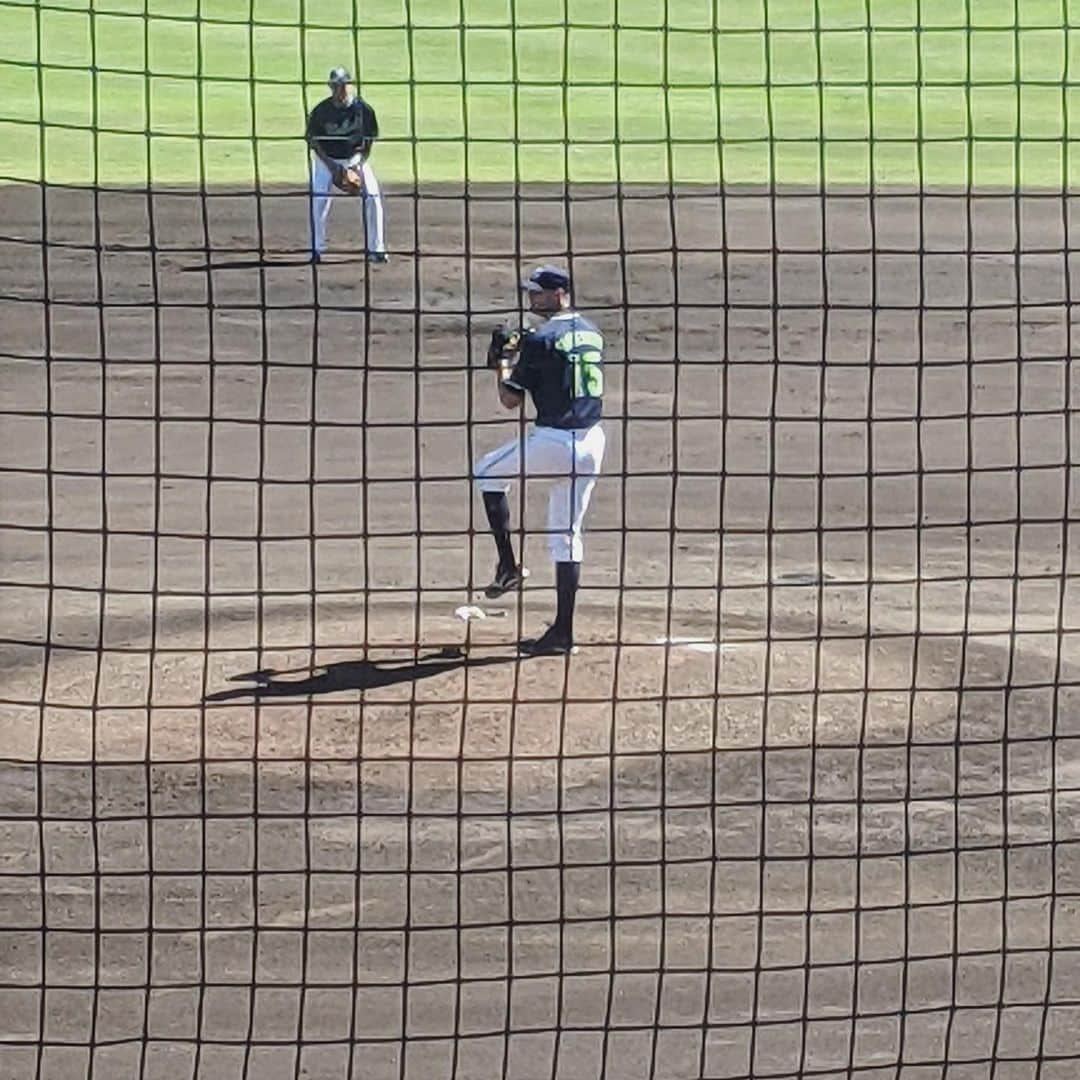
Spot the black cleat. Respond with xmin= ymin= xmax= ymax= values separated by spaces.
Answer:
xmin=519 ymin=626 xmax=576 ymax=657
xmin=367 ymin=252 xmax=390 ymax=264
xmin=484 ymin=564 xmax=528 ymax=600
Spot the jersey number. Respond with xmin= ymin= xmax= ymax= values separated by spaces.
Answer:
xmin=556 ymin=330 xmax=604 ymax=399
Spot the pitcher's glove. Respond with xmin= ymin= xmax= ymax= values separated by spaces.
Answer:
xmin=487 ymin=326 xmax=522 ymax=369
xmin=333 ymin=164 xmax=363 ymax=194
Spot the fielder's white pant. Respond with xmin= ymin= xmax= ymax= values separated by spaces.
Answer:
xmin=310 ymin=153 xmax=386 ymax=257
xmin=474 ymin=423 xmax=605 ymax=564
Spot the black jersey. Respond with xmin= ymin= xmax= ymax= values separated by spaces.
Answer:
xmin=306 ymin=95 xmax=379 ymax=160
xmin=504 ymin=311 xmax=603 ymax=430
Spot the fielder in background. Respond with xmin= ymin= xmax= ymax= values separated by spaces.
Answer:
xmin=475 ymin=266 xmax=606 ymax=656
xmin=306 ymin=66 xmax=387 ymax=264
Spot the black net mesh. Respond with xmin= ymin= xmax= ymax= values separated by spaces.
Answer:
xmin=1 ymin=1 xmax=1078 ymax=1078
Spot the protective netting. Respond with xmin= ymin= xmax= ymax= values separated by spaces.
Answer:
xmin=1 ymin=1 xmax=1079 ymax=1079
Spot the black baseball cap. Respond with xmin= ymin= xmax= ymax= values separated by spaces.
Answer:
xmin=521 ymin=265 xmax=571 ymax=292
xmin=328 ymin=67 xmax=353 ymax=85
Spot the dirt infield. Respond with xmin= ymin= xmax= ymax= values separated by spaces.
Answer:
xmin=1 ymin=181 xmax=1079 ymax=1080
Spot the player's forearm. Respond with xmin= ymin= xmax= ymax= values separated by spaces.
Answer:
xmin=497 ymin=385 xmax=523 ymax=410
xmin=496 ymin=363 xmax=522 ymax=410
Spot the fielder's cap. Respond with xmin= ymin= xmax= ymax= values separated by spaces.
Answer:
xmin=521 ymin=265 xmax=571 ymax=292
xmin=328 ymin=67 xmax=353 ymax=85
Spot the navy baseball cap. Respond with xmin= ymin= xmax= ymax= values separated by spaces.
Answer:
xmin=328 ymin=67 xmax=353 ymax=85
xmin=521 ymin=265 xmax=571 ymax=292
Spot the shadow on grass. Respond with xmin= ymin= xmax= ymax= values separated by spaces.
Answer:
xmin=204 ymin=647 xmax=518 ymax=702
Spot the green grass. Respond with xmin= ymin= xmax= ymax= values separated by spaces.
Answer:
xmin=1 ymin=0 xmax=1078 ymax=187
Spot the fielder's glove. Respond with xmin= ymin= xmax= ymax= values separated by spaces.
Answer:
xmin=487 ymin=326 xmax=522 ymax=369
xmin=333 ymin=164 xmax=364 ymax=194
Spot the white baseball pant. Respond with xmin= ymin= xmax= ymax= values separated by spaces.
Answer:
xmin=474 ymin=423 xmax=605 ymax=563
xmin=310 ymin=152 xmax=386 ymax=257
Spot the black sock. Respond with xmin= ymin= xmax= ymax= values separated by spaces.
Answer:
xmin=482 ymin=491 xmax=515 ymax=570
xmin=555 ymin=561 xmax=580 ymax=639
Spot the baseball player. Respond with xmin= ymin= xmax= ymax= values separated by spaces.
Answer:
xmin=474 ymin=266 xmax=605 ymax=656
xmin=306 ymin=66 xmax=387 ymax=263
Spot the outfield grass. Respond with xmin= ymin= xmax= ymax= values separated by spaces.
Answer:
xmin=1 ymin=0 xmax=1078 ymax=187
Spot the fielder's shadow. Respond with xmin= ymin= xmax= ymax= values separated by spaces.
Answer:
xmin=204 ymin=648 xmax=518 ymax=703
xmin=179 ymin=255 xmax=368 ymax=272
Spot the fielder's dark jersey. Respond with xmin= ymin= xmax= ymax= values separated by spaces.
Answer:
xmin=505 ymin=311 xmax=603 ymax=430
xmin=306 ymin=96 xmax=379 ymax=160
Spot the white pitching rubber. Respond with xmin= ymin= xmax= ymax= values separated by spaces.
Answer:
xmin=653 ymin=636 xmax=718 ymax=653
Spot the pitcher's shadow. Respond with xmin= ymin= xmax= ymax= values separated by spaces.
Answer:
xmin=204 ymin=647 xmax=518 ymax=702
